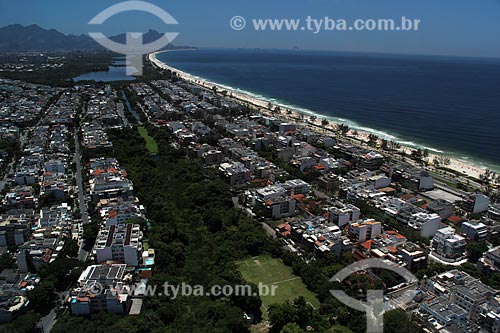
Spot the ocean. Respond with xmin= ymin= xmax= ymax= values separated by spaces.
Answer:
xmin=156 ymin=49 xmax=500 ymax=171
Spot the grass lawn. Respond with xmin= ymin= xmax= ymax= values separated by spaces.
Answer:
xmin=138 ymin=126 xmax=159 ymax=153
xmin=238 ymin=255 xmax=320 ymax=315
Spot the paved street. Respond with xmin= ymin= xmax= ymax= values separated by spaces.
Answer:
xmin=38 ymin=308 xmax=57 ymax=333
xmin=74 ymin=128 xmax=90 ymax=261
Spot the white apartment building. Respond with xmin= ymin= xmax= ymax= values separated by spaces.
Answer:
xmin=348 ymin=219 xmax=382 ymax=243
xmin=431 ymin=227 xmax=467 ymax=263
xmin=94 ymin=224 xmax=142 ymax=266
xmin=407 ymin=212 xmax=441 ymax=237
xmin=328 ymin=203 xmax=361 ymax=228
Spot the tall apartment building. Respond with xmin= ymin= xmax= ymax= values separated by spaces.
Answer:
xmin=461 ymin=221 xmax=488 ymax=242
xmin=399 ymin=242 xmax=428 ymax=272
xmin=94 ymin=224 xmax=142 ymax=266
xmin=328 ymin=202 xmax=361 ymax=228
xmin=463 ymin=193 xmax=490 ymax=214
xmin=348 ymin=219 xmax=382 ymax=243
xmin=431 ymin=227 xmax=467 ymax=263
xmin=69 ymin=264 xmax=131 ymax=315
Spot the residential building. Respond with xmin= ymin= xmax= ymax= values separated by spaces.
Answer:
xmin=397 ymin=204 xmax=441 ymax=237
xmin=289 ymin=217 xmax=352 ymax=255
xmin=280 ymin=179 xmax=311 ymax=196
xmin=358 ymin=152 xmax=384 ymax=171
xmin=328 ymin=202 xmax=361 ymax=228
xmin=263 ymin=197 xmax=296 ymax=220
xmin=219 ymin=162 xmax=250 ymax=186
xmin=407 ymin=211 xmax=441 ymax=238
xmin=482 ymin=246 xmax=500 ymax=271
xmin=202 ymin=150 xmax=224 ymax=165
xmin=368 ymin=175 xmax=391 ymax=189
xmin=100 ymin=203 xmax=145 ymax=228
xmin=317 ymin=173 xmax=340 ymax=193
xmin=0 ymin=216 xmax=30 ymax=247
xmin=255 ymin=185 xmax=286 ymax=203
xmin=44 ymin=158 xmax=66 ymax=174
xmin=392 ymin=168 xmax=434 ymax=191
xmin=0 ymin=270 xmax=39 ymax=323
xmin=279 ymin=123 xmax=296 ymax=134
xmin=463 ymin=193 xmax=490 ymax=214
xmin=94 ymin=224 xmax=143 ymax=266
xmin=69 ymin=264 xmax=131 ymax=315
xmin=400 ymin=242 xmax=428 ymax=272
xmin=420 ymin=270 xmax=499 ymax=331
xmin=427 ymin=199 xmax=455 ymax=221
xmin=461 ymin=221 xmax=488 ymax=242
xmin=420 ymin=296 xmax=468 ymax=328
xmin=348 ymin=219 xmax=382 ymax=243
xmin=431 ymin=227 xmax=467 ymax=263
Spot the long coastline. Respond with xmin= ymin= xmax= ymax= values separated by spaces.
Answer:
xmin=148 ymin=50 xmax=491 ymax=181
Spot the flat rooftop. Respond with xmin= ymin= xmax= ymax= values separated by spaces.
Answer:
xmin=423 ymin=189 xmax=463 ymax=203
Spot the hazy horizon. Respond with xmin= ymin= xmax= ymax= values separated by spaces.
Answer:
xmin=1 ymin=0 xmax=499 ymax=59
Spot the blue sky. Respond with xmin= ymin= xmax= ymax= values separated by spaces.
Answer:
xmin=0 ymin=0 xmax=499 ymax=58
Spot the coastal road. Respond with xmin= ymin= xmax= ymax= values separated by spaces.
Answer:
xmin=74 ymin=128 xmax=90 ymax=261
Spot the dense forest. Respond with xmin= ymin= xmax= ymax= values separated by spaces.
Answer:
xmin=0 ymin=52 xmax=114 ymax=86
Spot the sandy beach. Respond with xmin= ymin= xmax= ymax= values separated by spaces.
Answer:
xmin=148 ymin=51 xmax=488 ymax=180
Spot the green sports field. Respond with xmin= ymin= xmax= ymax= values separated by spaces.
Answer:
xmin=138 ymin=126 xmax=159 ymax=153
xmin=238 ymin=255 xmax=320 ymax=313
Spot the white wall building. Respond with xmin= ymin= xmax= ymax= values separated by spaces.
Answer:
xmin=328 ymin=203 xmax=361 ymax=228
xmin=348 ymin=219 xmax=382 ymax=243
xmin=94 ymin=224 xmax=142 ymax=266
xmin=408 ymin=212 xmax=441 ymax=237
xmin=431 ymin=227 xmax=467 ymax=263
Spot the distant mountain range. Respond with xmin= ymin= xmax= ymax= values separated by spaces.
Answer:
xmin=0 ymin=24 xmax=194 ymax=52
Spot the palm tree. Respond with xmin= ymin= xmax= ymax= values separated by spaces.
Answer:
xmin=423 ymin=149 xmax=430 ymax=159
xmin=389 ymin=141 xmax=401 ymax=150
xmin=381 ymin=139 xmax=388 ymax=150
xmin=336 ymin=123 xmax=350 ymax=136
xmin=412 ymin=148 xmax=424 ymax=160
xmin=368 ymin=134 xmax=379 ymax=147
